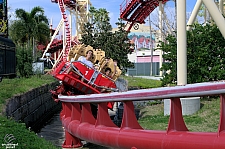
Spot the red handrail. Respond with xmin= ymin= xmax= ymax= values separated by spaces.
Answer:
xmin=58 ymin=81 xmax=225 ymax=149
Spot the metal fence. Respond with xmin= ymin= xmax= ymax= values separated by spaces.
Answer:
xmin=126 ymin=62 xmax=160 ymax=76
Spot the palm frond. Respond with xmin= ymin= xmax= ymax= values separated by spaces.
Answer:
xmin=15 ymin=9 xmax=28 ymax=21
xmin=30 ymin=6 xmax=44 ymax=18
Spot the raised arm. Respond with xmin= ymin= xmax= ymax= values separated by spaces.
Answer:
xmin=111 ymin=60 xmax=117 ymax=78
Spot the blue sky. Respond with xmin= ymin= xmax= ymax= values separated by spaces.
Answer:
xmin=8 ymin=0 xmax=197 ymax=28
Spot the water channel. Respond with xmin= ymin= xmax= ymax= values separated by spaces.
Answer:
xmin=37 ymin=111 xmax=64 ymax=148
xmin=36 ymin=110 xmax=114 ymax=149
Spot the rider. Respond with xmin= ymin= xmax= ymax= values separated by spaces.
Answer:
xmin=78 ymin=50 xmax=94 ymax=68
xmin=104 ymin=59 xmax=117 ymax=78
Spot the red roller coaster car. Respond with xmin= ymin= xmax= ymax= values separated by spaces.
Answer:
xmin=50 ymin=60 xmax=118 ymax=110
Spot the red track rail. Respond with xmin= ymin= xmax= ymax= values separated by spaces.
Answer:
xmin=58 ymin=0 xmax=71 ymax=62
xmin=52 ymin=0 xmax=77 ymax=9
xmin=47 ymin=0 xmax=72 ymax=75
xmin=120 ymin=0 xmax=168 ymax=31
xmin=58 ymin=81 xmax=225 ymax=149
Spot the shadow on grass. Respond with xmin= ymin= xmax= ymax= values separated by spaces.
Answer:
xmin=200 ymin=103 xmax=204 ymax=109
xmin=139 ymin=110 xmax=148 ymax=119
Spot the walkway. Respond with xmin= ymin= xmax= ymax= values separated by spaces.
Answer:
xmin=133 ymin=76 xmax=162 ymax=80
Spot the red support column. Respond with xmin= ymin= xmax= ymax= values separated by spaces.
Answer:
xmin=60 ymin=102 xmax=66 ymax=120
xmin=218 ymin=94 xmax=225 ymax=134
xmin=121 ymin=101 xmax=143 ymax=129
xmin=62 ymin=102 xmax=82 ymax=148
xmin=81 ymin=103 xmax=96 ymax=124
xmin=71 ymin=103 xmax=81 ymax=121
xmin=96 ymin=102 xmax=117 ymax=127
xmin=167 ymin=98 xmax=188 ymax=133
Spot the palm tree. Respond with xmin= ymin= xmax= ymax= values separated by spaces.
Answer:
xmin=9 ymin=6 xmax=50 ymax=61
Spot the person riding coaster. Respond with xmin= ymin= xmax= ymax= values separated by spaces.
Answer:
xmin=70 ymin=60 xmax=118 ymax=92
xmin=51 ymin=60 xmax=117 ymax=112
xmin=51 ymin=46 xmax=120 ymax=112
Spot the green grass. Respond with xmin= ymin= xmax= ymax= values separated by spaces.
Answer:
xmin=138 ymin=97 xmax=220 ymax=132
xmin=0 ymin=116 xmax=60 ymax=149
xmin=120 ymin=75 xmax=162 ymax=88
xmin=0 ymin=75 xmax=56 ymax=113
xmin=0 ymin=74 xmax=59 ymax=149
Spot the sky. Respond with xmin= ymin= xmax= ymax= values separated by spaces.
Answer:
xmin=8 ymin=0 xmax=198 ymax=29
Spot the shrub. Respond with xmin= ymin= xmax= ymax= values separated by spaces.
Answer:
xmin=16 ymin=46 xmax=33 ymax=78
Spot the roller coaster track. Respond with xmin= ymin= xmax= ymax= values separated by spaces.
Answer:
xmin=58 ymin=81 xmax=225 ymax=149
xmin=120 ymin=0 xmax=168 ymax=31
xmin=58 ymin=0 xmax=71 ymax=62
xmin=45 ymin=0 xmax=91 ymax=74
xmin=46 ymin=0 xmax=72 ymax=74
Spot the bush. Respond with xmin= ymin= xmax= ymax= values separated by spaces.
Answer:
xmin=158 ymin=23 xmax=225 ymax=86
xmin=16 ymin=46 xmax=33 ymax=78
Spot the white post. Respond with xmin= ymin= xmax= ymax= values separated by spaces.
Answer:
xmin=219 ymin=0 xmax=224 ymax=15
xmin=75 ymin=2 xmax=78 ymax=38
xmin=41 ymin=19 xmax=63 ymax=59
xmin=159 ymin=1 xmax=163 ymax=76
xmin=165 ymin=0 xmax=201 ymax=116
xmin=177 ymin=0 xmax=187 ymax=85
xmin=149 ymin=15 xmax=153 ymax=76
xmin=202 ymin=0 xmax=225 ymax=39
xmin=63 ymin=18 xmax=65 ymax=48
xmin=187 ymin=0 xmax=202 ymax=31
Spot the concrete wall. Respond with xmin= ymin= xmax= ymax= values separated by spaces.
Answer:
xmin=2 ymin=82 xmax=61 ymax=128
xmin=164 ymin=97 xmax=200 ymax=116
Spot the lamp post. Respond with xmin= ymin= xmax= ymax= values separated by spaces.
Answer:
xmin=149 ymin=15 xmax=153 ymax=76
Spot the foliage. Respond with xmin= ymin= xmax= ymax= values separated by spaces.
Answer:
xmin=16 ymin=46 xmax=33 ymax=78
xmin=196 ymin=4 xmax=206 ymax=23
xmin=9 ymin=6 xmax=50 ymax=62
xmin=9 ymin=6 xmax=50 ymax=46
xmin=158 ymin=23 xmax=225 ymax=86
xmin=157 ymin=34 xmax=177 ymax=86
xmin=80 ymin=7 xmax=134 ymax=71
xmin=112 ymin=20 xmax=134 ymax=70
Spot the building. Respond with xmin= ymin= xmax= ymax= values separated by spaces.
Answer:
xmin=113 ymin=23 xmax=162 ymax=64
xmin=113 ymin=24 xmax=162 ymax=76
xmin=126 ymin=24 xmax=161 ymax=64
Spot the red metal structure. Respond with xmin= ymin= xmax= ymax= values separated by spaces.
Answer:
xmin=120 ymin=0 xmax=168 ymax=31
xmin=40 ymin=0 xmax=86 ymax=69
xmin=58 ymin=81 xmax=225 ymax=149
xmin=48 ymin=0 xmax=119 ymax=111
xmin=56 ymin=0 xmax=71 ymax=62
